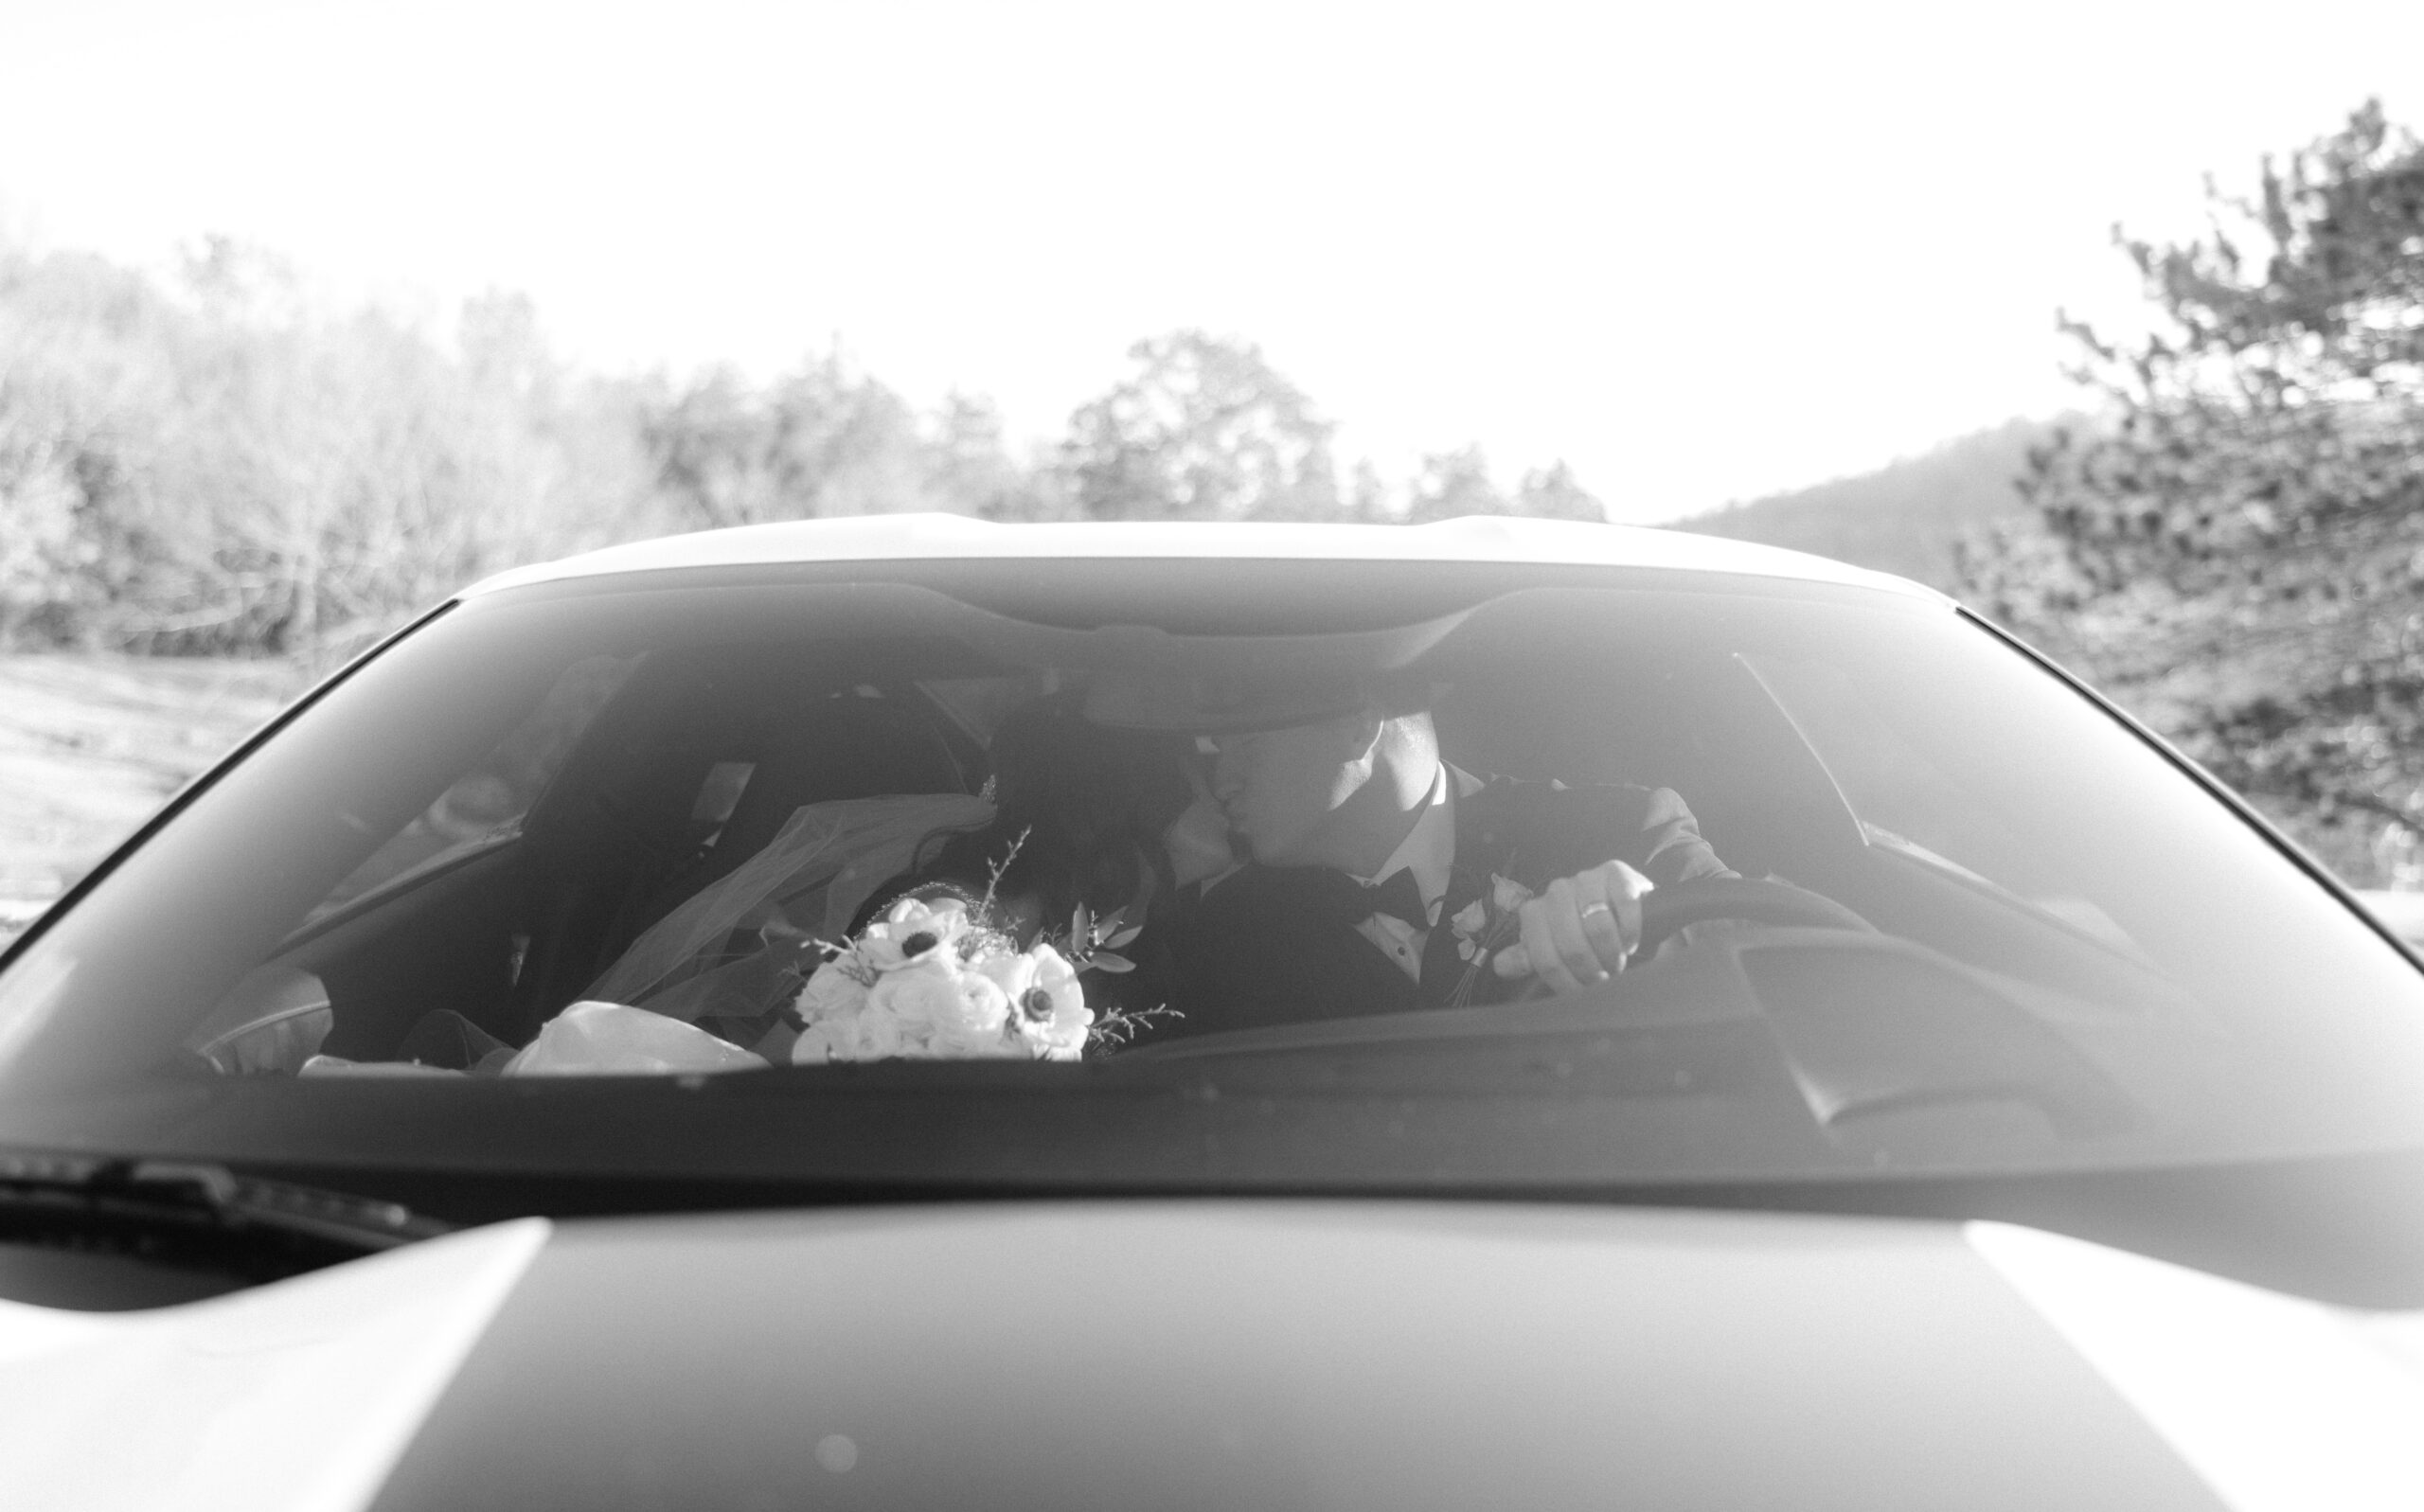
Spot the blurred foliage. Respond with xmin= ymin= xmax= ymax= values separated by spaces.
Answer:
xmin=638 ymin=358 xmax=1053 ymax=526
xmin=1962 ymin=100 xmax=2424 ymax=884
xmin=1401 ymin=448 xmax=1606 ymax=525
xmin=0 ymin=263 xmax=1605 ymax=660
xmin=1688 ymin=418 xmax=2053 ymax=592
xmin=0 ymin=240 xmax=667 ymax=657
xmin=1062 ymin=330 xmax=1349 ymax=521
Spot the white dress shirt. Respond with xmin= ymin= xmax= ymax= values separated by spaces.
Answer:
xmin=1350 ymin=764 xmax=1457 ymax=982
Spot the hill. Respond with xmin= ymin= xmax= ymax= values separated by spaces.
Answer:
xmin=1675 ymin=418 xmax=2058 ymax=590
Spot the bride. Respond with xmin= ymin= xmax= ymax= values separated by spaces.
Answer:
xmin=578 ymin=692 xmax=1236 ymax=1057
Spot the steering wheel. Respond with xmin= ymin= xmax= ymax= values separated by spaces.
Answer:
xmin=1634 ymin=876 xmax=1876 ymax=956
xmin=1504 ymin=877 xmax=1874 ymax=1003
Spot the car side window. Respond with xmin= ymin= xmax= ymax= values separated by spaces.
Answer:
xmin=310 ymin=653 xmax=639 ymax=919
xmin=1741 ymin=649 xmax=2137 ymax=949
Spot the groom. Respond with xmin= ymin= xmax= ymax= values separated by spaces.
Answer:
xmin=1164 ymin=687 xmax=1735 ymax=1036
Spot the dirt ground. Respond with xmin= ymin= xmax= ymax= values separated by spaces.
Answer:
xmin=0 ymin=654 xmax=307 ymax=943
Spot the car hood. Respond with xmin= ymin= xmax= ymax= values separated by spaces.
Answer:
xmin=3 ymin=1201 xmax=2420 ymax=1511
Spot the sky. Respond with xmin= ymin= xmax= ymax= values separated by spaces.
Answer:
xmin=2 ymin=0 xmax=2420 ymax=521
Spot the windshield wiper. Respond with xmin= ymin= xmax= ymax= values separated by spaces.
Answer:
xmin=0 ymin=1150 xmax=453 ymax=1282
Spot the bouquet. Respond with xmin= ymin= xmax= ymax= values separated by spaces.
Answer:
xmin=788 ymin=895 xmax=1105 ymax=1064
xmin=458 ymin=837 xmax=1170 ymax=1076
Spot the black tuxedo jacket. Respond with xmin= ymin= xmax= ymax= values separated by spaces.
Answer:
xmin=1161 ymin=774 xmax=1734 ymax=1038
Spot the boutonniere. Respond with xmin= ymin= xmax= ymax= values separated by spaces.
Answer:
xmin=1449 ymin=874 xmax=1533 ymax=967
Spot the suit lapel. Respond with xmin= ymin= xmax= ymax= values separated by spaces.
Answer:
xmin=1183 ymin=864 xmax=1418 ymax=1028
xmin=1295 ymin=868 xmax=1424 ymax=1014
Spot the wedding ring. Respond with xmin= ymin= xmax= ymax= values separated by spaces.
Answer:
xmin=1580 ymin=901 xmax=1614 ymax=920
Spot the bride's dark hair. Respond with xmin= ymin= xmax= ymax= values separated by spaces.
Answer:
xmin=868 ymin=692 xmax=1198 ymax=934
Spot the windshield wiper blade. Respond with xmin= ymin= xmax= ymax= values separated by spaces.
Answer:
xmin=0 ymin=1151 xmax=453 ymax=1276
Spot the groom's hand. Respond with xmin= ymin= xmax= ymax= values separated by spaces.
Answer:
xmin=1490 ymin=861 xmax=1654 ymax=993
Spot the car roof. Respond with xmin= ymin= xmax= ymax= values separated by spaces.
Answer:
xmin=461 ymin=513 xmax=1948 ymax=604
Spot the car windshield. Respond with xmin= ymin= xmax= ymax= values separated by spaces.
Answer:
xmin=5 ymin=555 xmax=2424 ymax=1205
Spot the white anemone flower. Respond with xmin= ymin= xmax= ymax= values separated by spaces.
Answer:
xmin=855 ymin=895 xmax=969 ymax=973
xmin=977 ymin=943 xmax=1092 ymax=1061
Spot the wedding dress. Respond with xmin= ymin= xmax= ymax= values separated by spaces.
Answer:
xmin=581 ymin=792 xmax=996 ymax=1041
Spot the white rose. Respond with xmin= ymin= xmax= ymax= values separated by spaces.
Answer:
xmin=846 ymin=1008 xmax=909 ymax=1060
xmin=966 ymin=950 xmax=1044 ymax=1058
xmin=941 ymin=970 xmax=1025 ymax=1058
xmin=1490 ymin=875 xmax=1534 ymax=915
xmin=790 ymin=1023 xmax=840 ymax=1065
xmin=793 ymin=959 xmax=868 ymax=1027
xmin=866 ymin=958 xmax=964 ymax=1039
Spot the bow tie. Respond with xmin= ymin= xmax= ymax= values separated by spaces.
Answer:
xmin=1353 ymin=868 xmax=1431 ymax=930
